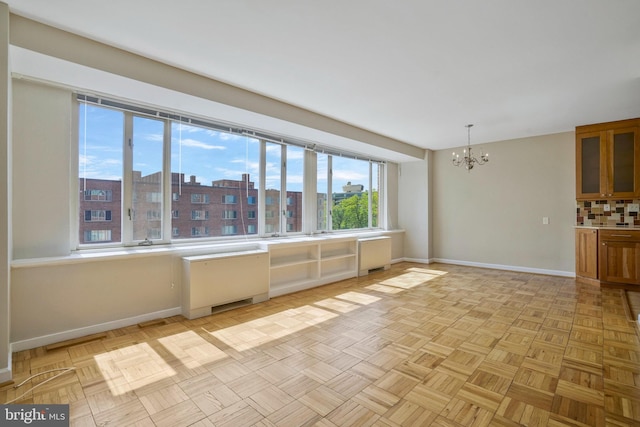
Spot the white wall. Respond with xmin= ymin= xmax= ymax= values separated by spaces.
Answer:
xmin=0 ymin=2 xmax=12 ymax=383
xmin=11 ymin=255 xmax=179 ymax=346
xmin=431 ymin=132 xmax=575 ymax=275
xmin=398 ymin=151 xmax=432 ymax=263
xmin=12 ymin=80 xmax=72 ymax=259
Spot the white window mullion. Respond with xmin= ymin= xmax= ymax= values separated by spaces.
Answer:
xmin=303 ymin=149 xmax=317 ymax=234
xmin=327 ymin=155 xmax=333 ymax=232
xmin=280 ymin=144 xmax=287 ymax=234
xmin=368 ymin=161 xmax=373 ymax=229
xmin=122 ymin=113 xmax=134 ymax=244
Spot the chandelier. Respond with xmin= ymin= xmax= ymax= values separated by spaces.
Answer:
xmin=452 ymin=124 xmax=488 ymax=171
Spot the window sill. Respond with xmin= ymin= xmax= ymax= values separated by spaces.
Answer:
xmin=11 ymin=229 xmax=405 ymax=269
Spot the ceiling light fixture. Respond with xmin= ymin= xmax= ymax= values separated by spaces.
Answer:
xmin=452 ymin=124 xmax=488 ymax=171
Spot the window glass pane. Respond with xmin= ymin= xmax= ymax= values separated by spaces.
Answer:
xmin=78 ymin=104 xmax=123 ymax=244
xmin=265 ymin=142 xmax=282 ymax=235
xmin=171 ymin=123 xmax=259 ymax=238
xmin=372 ymin=163 xmax=379 ymax=227
xmin=132 ymin=116 xmax=164 ymax=241
xmin=286 ymin=145 xmax=303 ymax=233
xmin=332 ymin=157 xmax=370 ymax=230
xmin=613 ymin=132 xmax=635 ymax=193
xmin=316 ymin=153 xmax=329 ymax=231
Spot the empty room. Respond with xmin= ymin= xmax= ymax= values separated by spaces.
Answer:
xmin=1 ymin=1 xmax=639 ymax=426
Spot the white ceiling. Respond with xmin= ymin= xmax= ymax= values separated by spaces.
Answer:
xmin=6 ymin=0 xmax=640 ymax=155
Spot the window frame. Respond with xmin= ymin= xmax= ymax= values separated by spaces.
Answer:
xmin=75 ymin=95 xmax=386 ymax=250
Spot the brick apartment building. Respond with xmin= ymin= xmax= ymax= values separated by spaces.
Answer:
xmin=79 ymin=173 xmax=303 ymax=244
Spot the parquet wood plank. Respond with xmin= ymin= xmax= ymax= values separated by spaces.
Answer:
xmin=7 ymin=262 xmax=640 ymax=426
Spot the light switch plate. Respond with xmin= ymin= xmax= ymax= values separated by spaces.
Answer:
xmin=629 ymin=203 xmax=639 ymax=213
xmin=542 ymin=217 xmax=549 ymax=225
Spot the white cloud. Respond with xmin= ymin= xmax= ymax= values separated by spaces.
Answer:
xmin=179 ymin=139 xmax=226 ymax=150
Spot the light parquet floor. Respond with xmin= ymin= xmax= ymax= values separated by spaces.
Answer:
xmin=2 ymin=262 xmax=640 ymax=426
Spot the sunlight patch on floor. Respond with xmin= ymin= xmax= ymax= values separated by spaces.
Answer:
xmin=381 ymin=269 xmax=447 ymax=289
xmin=209 ymin=305 xmax=338 ymax=351
xmin=334 ymin=291 xmax=381 ymax=305
xmin=94 ymin=342 xmax=176 ymax=396
xmin=158 ymin=330 xmax=227 ymax=369
xmin=313 ymin=297 xmax=361 ymax=313
xmin=365 ymin=284 xmax=405 ymax=294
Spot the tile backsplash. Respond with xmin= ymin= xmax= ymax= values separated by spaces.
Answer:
xmin=577 ymin=200 xmax=640 ymax=227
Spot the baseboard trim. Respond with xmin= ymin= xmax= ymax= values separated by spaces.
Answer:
xmin=0 ymin=368 xmax=13 ymax=386
xmin=401 ymin=257 xmax=431 ymax=264
xmin=431 ymin=258 xmax=575 ymax=278
xmin=11 ymin=307 xmax=182 ymax=352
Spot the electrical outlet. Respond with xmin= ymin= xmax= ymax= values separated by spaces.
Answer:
xmin=604 ymin=204 xmax=611 ymax=212
xmin=628 ymin=203 xmax=639 ymax=213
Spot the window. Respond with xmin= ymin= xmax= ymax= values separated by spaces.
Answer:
xmin=84 ymin=230 xmax=112 ymax=242
xmin=171 ymin=121 xmax=259 ymax=239
xmin=191 ymin=194 xmax=210 ymax=204
xmin=222 ymin=225 xmax=237 ymax=235
xmin=84 ymin=190 xmax=112 ymax=202
xmin=191 ymin=210 xmax=209 ymax=220
xmin=223 ymin=210 xmax=237 ymax=219
xmin=84 ymin=210 xmax=112 ymax=222
xmin=78 ymin=97 xmax=384 ymax=247
xmin=78 ymin=103 xmax=123 ymax=245
xmin=265 ymin=142 xmax=281 ymax=234
xmin=329 ymin=157 xmax=381 ymax=231
xmin=285 ymin=145 xmax=303 ymax=233
xmin=191 ymin=226 xmax=209 ymax=237
xmin=147 ymin=210 xmax=162 ymax=220
xmin=223 ymin=195 xmax=237 ymax=204
xmin=316 ymin=153 xmax=329 ymax=231
xmin=132 ymin=116 xmax=166 ymax=242
xmin=146 ymin=192 xmax=162 ymax=203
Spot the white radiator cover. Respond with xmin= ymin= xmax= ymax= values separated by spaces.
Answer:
xmin=358 ymin=236 xmax=392 ymax=276
xmin=182 ymin=250 xmax=269 ymax=319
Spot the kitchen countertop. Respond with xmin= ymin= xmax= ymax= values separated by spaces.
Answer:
xmin=575 ymin=225 xmax=640 ymax=229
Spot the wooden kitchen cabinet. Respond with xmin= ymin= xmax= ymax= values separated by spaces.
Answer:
xmin=599 ymin=229 xmax=640 ymax=286
xmin=576 ymin=118 xmax=640 ymax=200
xmin=576 ymin=228 xmax=598 ymax=280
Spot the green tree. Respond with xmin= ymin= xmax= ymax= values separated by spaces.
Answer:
xmin=332 ymin=190 xmax=378 ymax=229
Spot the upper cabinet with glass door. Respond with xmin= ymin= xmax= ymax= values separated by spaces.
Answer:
xmin=576 ymin=118 xmax=640 ymax=200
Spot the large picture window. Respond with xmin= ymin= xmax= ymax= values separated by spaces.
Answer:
xmin=331 ymin=157 xmax=380 ymax=231
xmin=77 ymin=96 xmax=384 ymax=248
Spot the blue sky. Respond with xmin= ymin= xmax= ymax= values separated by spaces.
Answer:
xmin=79 ymin=104 xmax=372 ymax=193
